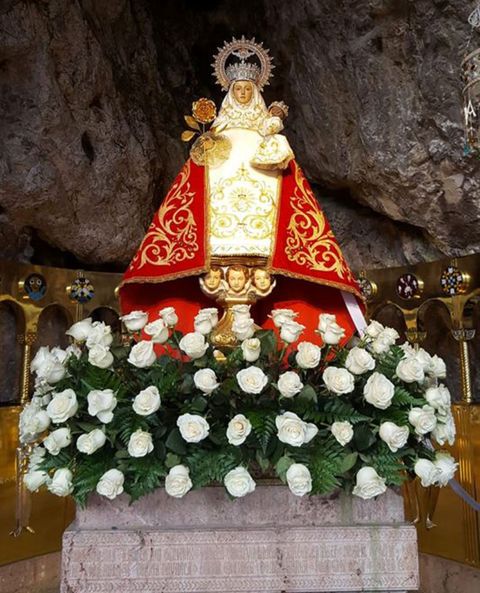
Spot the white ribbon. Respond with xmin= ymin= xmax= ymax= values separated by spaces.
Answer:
xmin=341 ymin=291 xmax=368 ymax=336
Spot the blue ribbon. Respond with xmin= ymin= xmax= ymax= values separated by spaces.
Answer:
xmin=448 ymin=479 xmax=480 ymax=512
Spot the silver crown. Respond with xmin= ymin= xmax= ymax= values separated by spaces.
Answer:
xmin=225 ymin=61 xmax=261 ymax=84
xmin=212 ymin=36 xmax=274 ymax=91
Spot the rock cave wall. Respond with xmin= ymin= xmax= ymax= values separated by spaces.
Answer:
xmin=0 ymin=0 xmax=479 ymax=271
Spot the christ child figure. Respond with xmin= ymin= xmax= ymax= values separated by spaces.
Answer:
xmin=251 ymin=101 xmax=293 ymax=170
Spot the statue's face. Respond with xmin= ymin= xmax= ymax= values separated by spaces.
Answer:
xmin=205 ymin=269 xmax=222 ymax=290
xmin=232 ymin=80 xmax=254 ymax=105
xmin=228 ymin=269 xmax=247 ymax=292
xmin=253 ymin=269 xmax=271 ymax=291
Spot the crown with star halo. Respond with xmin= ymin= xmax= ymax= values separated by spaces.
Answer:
xmin=212 ymin=36 xmax=274 ymax=91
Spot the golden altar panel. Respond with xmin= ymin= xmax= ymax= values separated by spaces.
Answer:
xmin=0 ymin=259 xmax=122 ymax=565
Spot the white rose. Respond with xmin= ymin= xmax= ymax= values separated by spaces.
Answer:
xmin=425 ymin=384 xmax=451 ymax=413
xmin=128 ymin=340 xmax=156 ymax=368
xmin=194 ymin=308 xmax=219 ymax=334
xmin=159 ymin=306 xmax=178 ymax=327
xmin=428 ymin=354 xmax=446 ymax=379
xmin=31 ymin=346 xmax=66 ymax=384
xmin=165 ymin=465 xmax=193 ymax=498
xmin=432 ymin=413 xmax=456 ymax=446
xmin=24 ymin=470 xmax=50 ymax=492
xmin=382 ymin=327 xmax=399 ymax=343
xmin=295 ymin=341 xmax=321 ymax=369
xmin=241 ymin=338 xmax=261 ymax=362
xmin=132 ymin=386 xmax=161 ymax=415
xmin=226 ymin=414 xmax=252 ymax=445
xmin=76 ymin=428 xmax=107 ymax=455
xmin=51 ymin=345 xmax=68 ymax=363
xmin=45 ymin=359 xmax=67 ymax=384
xmin=322 ymin=367 xmax=355 ymax=395
xmin=119 ymin=310 xmax=148 ymax=332
xmin=412 ymin=348 xmax=433 ymax=372
xmin=179 ymin=332 xmax=208 ymax=359
xmin=43 ymin=427 xmax=71 ymax=455
xmin=177 ymin=413 xmax=210 ymax=443
xmin=365 ymin=320 xmax=384 ymax=339
xmin=28 ymin=446 xmax=46 ymax=471
xmin=87 ymin=389 xmax=117 ymax=423
xmin=193 ymin=369 xmax=220 ymax=395
xmin=400 ymin=342 xmax=416 ymax=356
xmin=46 ymin=389 xmax=78 ymax=423
xmin=232 ymin=317 xmax=255 ymax=341
xmin=144 ymin=319 xmax=169 ymax=344
xmin=318 ymin=313 xmax=346 ymax=345
xmin=277 ymin=371 xmax=304 ymax=398
xmin=19 ymin=401 xmax=51 ymax=442
xmin=30 ymin=346 xmax=50 ymax=375
xmin=371 ymin=328 xmax=399 ymax=354
xmin=280 ymin=320 xmax=305 ymax=344
xmin=35 ymin=388 xmax=52 ymax=407
xmin=276 ymin=411 xmax=318 ymax=447
xmin=345 ymin=347 xmax=375 ymax=375
xmin=286 ymin=463 xmax=312 ymax=496
xmin=352 ymin=467 xmax=387 ymax=499
xmin=127 ymin=429 xmax=154 ymax=457
xmin=96 ymin=468 xmax=124 ymax=499
xmin=44 ymin=346 xmax=67 ymax=383
xmin=408 ymin=405 xmax=437 ymax=435
xmin=88 ymin=344 xmax=114 ymax=369
xmin=48 ymin=468 xmax=73 ymax=497
xmin=331 ymin=421 xmax=354 ymax=446
xmin=434 ymin=452 xmax=458 ymax=486
xmin=232 ymin=304 xmax=252 ymax=322
xmin=224 ymin=466 xmax=256 ymax=498
xmin=396 ymin=357 xmax=425 ymax=383
xmin=363 ymin=372 xmax=395 ymax=410
xmin=40 ymin=344 xmax=66 ymax=367
xmin=86 ymin=321 xmax=113 ymax=348
xmin=49 ymin=346 xmax=66 ymax=365
xmin=65 ymin=317 xmax=93 ymax=342
xmin=236 ymin=366 xmax=268 ymax=394
xmin=270 ymin=308 xmax=298 ymax=328
xmin=379 ymin=421 xmax=409 ymax=452
xmin=414 ymin=458 xmax=440 ymax=487
xmin=65 ymin=344 xmax=82 ymax=360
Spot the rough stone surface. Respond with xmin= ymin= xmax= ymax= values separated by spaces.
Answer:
xmin=0 ymin=551 xmax=60 ymax=593
xmin=1 ymin=0 xmax=478 ymax=270
xmin=61 ymin=485 xmax=419 ymax=593
xmin=418 ymin=553 xmax=480 ymax=593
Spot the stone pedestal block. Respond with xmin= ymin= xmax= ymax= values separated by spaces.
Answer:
xmin=61 ymin=485 xmax=419 ymax=593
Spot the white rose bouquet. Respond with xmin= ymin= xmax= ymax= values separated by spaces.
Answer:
xmin=20 ymin=310 xmax=457 ymax=505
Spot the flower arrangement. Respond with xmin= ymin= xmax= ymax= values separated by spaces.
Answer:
xmin=19 ymin=306 xmax=457 ymax=506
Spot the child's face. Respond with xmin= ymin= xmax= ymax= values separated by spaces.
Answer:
xmin=205 ymin=269 xmax=222 ymax=289
xmin=254 ymin=269 xmax=271 ymax=291
xmin=228 ymin=270 xmax=247 ymax=292
xmin=269 ymin=106 xmax=285 ymax=119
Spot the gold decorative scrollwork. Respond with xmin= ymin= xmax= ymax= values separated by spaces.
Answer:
xmin=285 ymin=163 xmax=354 ymax=281
xmin=134 ymin=162 xmax=199 ymax=269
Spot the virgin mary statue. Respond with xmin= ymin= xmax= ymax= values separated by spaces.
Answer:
xmin=120 ymin=37 xmax=365 ymax=343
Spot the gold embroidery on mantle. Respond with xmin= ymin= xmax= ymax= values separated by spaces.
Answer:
xmin=209 ymin=164 xmax=279 ymax=257
xmin=133 ymin=162 xmax=199 ymax=269
xmin=285 ymin=163 xmax=354 ymax=282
